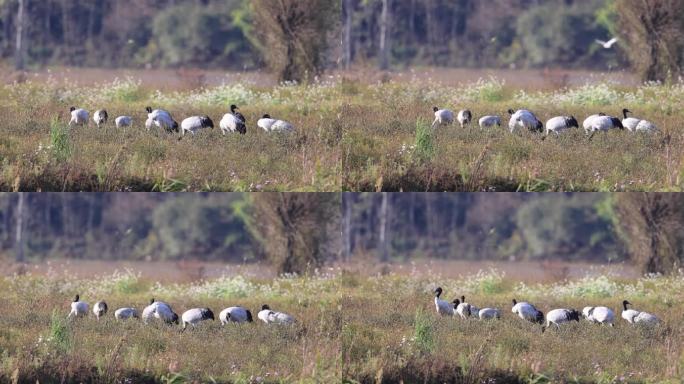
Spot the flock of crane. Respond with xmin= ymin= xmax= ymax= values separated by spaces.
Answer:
xmin=432 ymin=106 xmax=658 ymax=139
xmin=66 ymin=103 xmax=657 ymax=142
xmin=66 ymin=286 xmax=660 ymax=334
xmin=433 ymin=287 xmax=659 ymax=332
xmin=67 ymin=104 xmax=294 ymax=137
xmin=67 ymin=295 xmax=294 ymax=328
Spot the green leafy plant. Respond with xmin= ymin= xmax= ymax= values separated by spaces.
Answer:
xmin=413 ymin=119 xmax=435 ymax=164
xmin=49 ymin=310 xmax=71 ymax=352
xmin=49 ymin=119 xmax=71 ymax=163
xmin=413 ymin=310 xmax=435 ymax=354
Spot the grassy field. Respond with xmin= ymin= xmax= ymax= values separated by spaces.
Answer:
xmin=342 ymin=271 xmax=684 ymax=384
xmin=1 ymin=73 xmax=684 ymax=191
xmin=0 ymin=269 xmax=682 ymax=383
xmin=0 ymin=271 xmax=343 ymax=383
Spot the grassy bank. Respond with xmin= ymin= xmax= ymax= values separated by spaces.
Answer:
xmin=0 ymin=270 xmax=682 ymax=383
xmin=1 ymin=77 xmax=684 ymax=191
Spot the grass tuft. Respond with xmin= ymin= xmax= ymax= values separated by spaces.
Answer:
xmin=414 ymin=119 xmax=435 ymax=164
xmin=413 ymin=310 xmax=435 ymax=354
xmin=49 ymin=310 xmax=71 ymax=352
xmin=49 ymin=119 xmax=71 ymax=163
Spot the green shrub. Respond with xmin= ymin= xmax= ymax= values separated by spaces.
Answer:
xmin=413 ymin=310 xmax=434 ymax=354
xmin=49 ymin=310 xmax=71 ymax=352
xmin=49 ymin=119 xmax=71 ymax=163
xmin=413 ymin=119 xmax=435 ymax=164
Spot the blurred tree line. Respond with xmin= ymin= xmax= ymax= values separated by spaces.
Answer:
xmin=0 ymin=0 xmax=634 ymax=76
xmin=2 ymin=193 xmax=683 ymax=274
xmin=343 ymin=193 xmax=684 ymax=274
xmin=1 ymin=194 xmax=261 ymax=262
xmin=1 ymin=193 xmax=341 ymax=274
xmin=343 ymin=194 xmax=625 ymax=264
xmin=347 ymin=0 xmax=620 ymax=70
xmin=1 ymin=0 xmax=258 ymax=70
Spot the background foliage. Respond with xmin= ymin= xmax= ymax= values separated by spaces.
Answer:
xmin=0 ymin=0 xmax=625 ymax=71
xmin=4 ymin=193 xmax=684 ymax=273
xmin=345 ymin=194 xmax=625 ymax=263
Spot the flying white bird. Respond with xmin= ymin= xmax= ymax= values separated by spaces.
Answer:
xmin=596 ymin=38 xmax=619 ymax=49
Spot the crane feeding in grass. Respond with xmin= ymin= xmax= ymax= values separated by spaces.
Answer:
xmin=232 ymin=104 xmax=246 ymax=126
xmin=479 ymin=115 xmax=501 ymax=129
xmin=456 ymin=295 xmax=480 ymax=319
xmin=478 ymin=307 xmax=501 ymax=320
xmin=93 ymin=301 xmax=108 ymax=320
xmin=621 ymin=300 xmax=659 ymax=325
xmin=544 ymin=116 xmax=579 ymax=137
xmin=432 ymin=107 xmax=455 ymax=129
xmin=635 ymin=120 xmax=657 ymax=133
xmin=511 ymin=299 xmax=544 ymax=324
xmin=433 ymin=287 xmax=454 ymax=316
xmin=621 ymin=109 xmax=641 ymax=131
xmin=181 ymin=308 xmax=215 ymax=329
xmin=93 ymin=110 xmax=108 ymax=128
xmin=219 ymin=306 xmax=254 ymax=324
xmin=114 ymin=307 xmax=139 ymax=320
xmin=69 ymin=107 xmax=89 ymax=126
xmin=582 ymin=306 xmax=615 ymax=326
xmin=621 ymin=109 xmax=658 ymax=133
xmin=258 ymin=114 xmax=295 ymax=133
xmin=543 ymin=308 xmax=581 ymax=332
xmin=142 ymin=298 xmax=159 ymax=323
xmin=145 ymin=107 xmax=178 ymax=133
xmin=457 ymin=110 xmax=473 ymax=128
xmin=142 ymin=298 xmax=179 ymax=325
xmin=271 ymin=119 xmax=295 ymax=132
xmin=115 ymin=116 xmax=132 ymax=129
xmin=582 ymin=113 xmax=605 ymax=132
xmin=258 ymin=304 xmax=294 ymax=325
xmin=156 ymin=305 xmax=179 ymax=325
xmin=181 ymin=116 xmax=214 ymax=136
xmin=257 ymin=114 xmax=277 ymax=132
xmin=220 ymin=105 xmax=247 ymax=135
xmin=587 ymin=115 xmax=624 ymax=140
xmin=68 ymin=295 xmax=89 ymax=318
xmin=508 ymin=109 xmax=543 ymax=133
